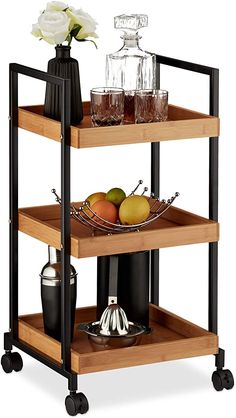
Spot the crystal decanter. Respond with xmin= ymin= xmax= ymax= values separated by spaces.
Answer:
xmin=106 ymin=14 xmax=158 ymax=122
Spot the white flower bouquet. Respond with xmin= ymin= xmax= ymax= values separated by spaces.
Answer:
xmin=32 ymin=1 xmax=98 ymax=46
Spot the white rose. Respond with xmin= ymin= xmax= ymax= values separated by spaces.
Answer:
xmin=66 ymin=8 xmax=98 ymax=39
xmin=31 ymin=23 xmax=43 ymax=38
xmin=38 ymin=10 xmax=70 ymax=45
xmin=46 ymin=1 xmax=68 ymax=11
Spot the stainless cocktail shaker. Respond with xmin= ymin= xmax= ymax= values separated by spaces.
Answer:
xmin=40 ymin=246 xmax=77 ymax=341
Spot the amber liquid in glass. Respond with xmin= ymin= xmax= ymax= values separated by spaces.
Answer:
xmin=124 ymin=93 xmax=135 ymax=124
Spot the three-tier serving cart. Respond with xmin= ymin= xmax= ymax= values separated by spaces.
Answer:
xmin=1 ymin=55 xmax=234 ymax=415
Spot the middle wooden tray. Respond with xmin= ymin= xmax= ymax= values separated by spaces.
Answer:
xmin=19 ymin=202 xmax=219 ymax=258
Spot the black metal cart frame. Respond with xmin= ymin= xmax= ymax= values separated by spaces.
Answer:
xmin=3 ymin=55 xmax=226 ymax=399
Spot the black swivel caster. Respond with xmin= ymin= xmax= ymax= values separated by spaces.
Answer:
xmin=65 ymin=392 xmax=89 ymax=416
xmin=212 ymin=369 xmax=234 ymax=391
xmin=1 ymin=352 xmax=23 ymax=374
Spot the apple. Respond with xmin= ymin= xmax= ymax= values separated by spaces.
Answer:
xmin=84 ymin=192 xmax=106 ymax=211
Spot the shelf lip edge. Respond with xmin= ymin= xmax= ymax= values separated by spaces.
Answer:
xmin=18 ymin=104 xmax=220 ymax=149
xmin=18 ymin=206 xmax=220 ymax=259
xmin=18 ymin=304 xmax=219 ymax=375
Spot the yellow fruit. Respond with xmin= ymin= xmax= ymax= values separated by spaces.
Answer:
xmin=106 ymin=187 xmax=126 ymax=206
xmin=119 ymin=195 xmax=150 ymax=225
xmin=84 ymin=192 xmax=106 ymax=211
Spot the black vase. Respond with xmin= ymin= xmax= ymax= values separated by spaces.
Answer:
xmin=97 ymin=251 xmax=150 ymax=328
xmin=44 ymin=45 xmax=83 ymax=124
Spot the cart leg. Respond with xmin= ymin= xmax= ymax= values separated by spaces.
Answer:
xmin=211 ymin=348 xmax=234 ymax=391
xmin=65 ymin=374 xmax=89 ymax=416
xmin=208 ymin=70 xmax=234 ymax=392
xmin=1 ymin=332 xmax=23 ymax=373
xmin=215 ymin=347 xmax=225 ymax=370
xmin=4 ymin=332 xmax=12 ymax=352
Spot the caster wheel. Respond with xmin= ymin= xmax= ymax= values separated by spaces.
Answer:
xmin=212 ymin=369 xmax=234 ymax=391
xmin=1 ymin=353 xmax=13 ymax=373
xmin=11 ymin=352 xmax=23 ymax=372
xmin=65 ymin=392 xmax=89 ymax=416
xmin=1 ymin=352 xmax=23 ymax=374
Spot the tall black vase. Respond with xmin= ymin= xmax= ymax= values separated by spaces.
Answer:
xmin=97 ymin=251 xmax=150 ymax=328
xmin=44 ymin=45 xmax=83 ymax=124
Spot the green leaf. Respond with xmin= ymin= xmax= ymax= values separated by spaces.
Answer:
xmin=70 ymin=24 xmax=82 ymax=39
xmin=75 ymin=38 xmax=98 ymax=49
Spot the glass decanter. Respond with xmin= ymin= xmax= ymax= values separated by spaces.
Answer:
xmin=106 ymin=14 xmax=158 ymax=123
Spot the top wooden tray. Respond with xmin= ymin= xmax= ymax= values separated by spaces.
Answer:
xmin=18 ymin=102 xmax=219 ymax=149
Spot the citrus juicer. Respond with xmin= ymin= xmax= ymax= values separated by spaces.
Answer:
xmin=78 ymin=255 xmax=147 ymax=347
xmin=99 ymin=255 xmax=129 ymax=336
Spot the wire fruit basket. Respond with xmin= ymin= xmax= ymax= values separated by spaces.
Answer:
xmin=52 ymin=180 xmax=179 ymax=235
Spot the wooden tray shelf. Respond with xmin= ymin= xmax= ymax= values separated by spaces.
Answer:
xmin=18 ymin=304 xmax=218 ymax=375
xmin=19 ymin=202 xmax=219 ymax=259
xmin=18 ymin=102 xmax=219 ymax=149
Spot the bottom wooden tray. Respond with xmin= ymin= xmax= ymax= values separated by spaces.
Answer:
xmin=18 ymin=304 xmax=218 ymax=375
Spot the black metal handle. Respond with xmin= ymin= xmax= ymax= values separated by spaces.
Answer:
xmin=108 ymin=255 xmax=119 ymax=298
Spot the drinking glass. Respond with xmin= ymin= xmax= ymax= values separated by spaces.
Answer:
xmin=90 ymin=87 xmax=124 ymax=127
xmin=135 ymin=89 xmax=168 ymax=123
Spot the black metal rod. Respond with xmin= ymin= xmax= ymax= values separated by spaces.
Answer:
xmin=151 ymin=143 xmax=160 ymax=306
xmin=10 ymin=63 xmax=65 ymax=86
xmin=209 ymin=242 xmax=218 ymax=333
xmin=9 ymin=66 xmax=19 ymax=340
xmin=209 ymin=69 xmax=219 ymax=220
xmin=208 ymin=69 xmax=219 ymax=334
xmin=215 ymin=348 xmax=225 ymax=370
xmin=60 ymin=78 xmax=72 ymax=371
xmin=4 ymin=332 xmax=12 ymax=352
xmin=156 ymin=54 xmax=217 ymax=75
xmin=150 ymin=250 xmax=160 ymax=305
xmin=150 ymin=60 xmax=160 ymax=306
xmin=68 ymin=373 xmax=78 ymax=392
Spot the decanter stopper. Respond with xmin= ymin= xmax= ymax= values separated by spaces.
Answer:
xmin=114 ymin=14 xmax=148 ymax=32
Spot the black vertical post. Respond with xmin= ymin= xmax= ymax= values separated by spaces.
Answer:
xmin=151 ymin=142 xmax=160 ymax=306
xmin=150 ymin=60 xmax=160 ymax=306
xmin=7 ymin=63 xmax=79 ymax=387
xmin=9 ymin=65 xmax=19 ymax=340
xmin=61 ymin=78 xmax=72 ymax=371
xmin=208 ymin=68 xmax=219 ymax=334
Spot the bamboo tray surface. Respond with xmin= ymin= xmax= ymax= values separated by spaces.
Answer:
xmin=18 ymin=304 xmax=218 ymax=375
xmin=18 ymin=201 xmax=219 ymax=258
xmin=18 ymin=102 xmax=219 ymax=149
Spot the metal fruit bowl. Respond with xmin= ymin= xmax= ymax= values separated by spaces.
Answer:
xmin=52 ymin=180 xmax=179 ymax=235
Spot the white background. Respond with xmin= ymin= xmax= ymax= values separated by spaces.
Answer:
xmin=0 ymin=0 xmax=235 ymax=417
